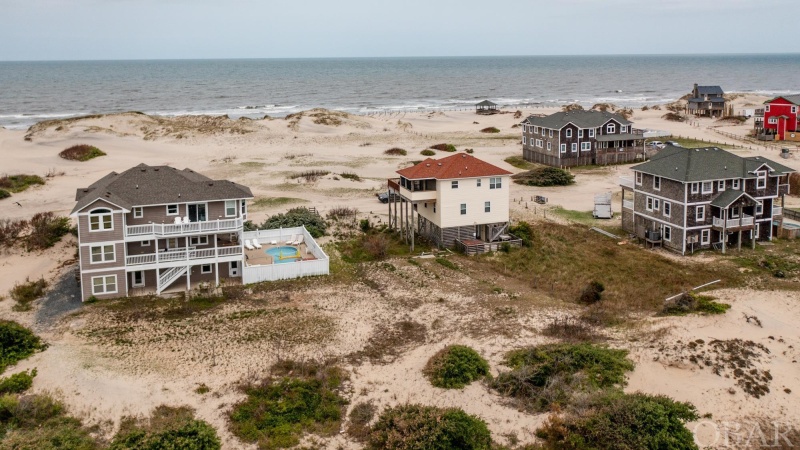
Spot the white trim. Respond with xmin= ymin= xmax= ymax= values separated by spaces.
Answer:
xmin=166 ymin=204 xmax=179 ymax=216
xmin=559 ymin=144 xmax=567 ymax=153
xmin=635 ymin=172 xmax=642 ymax=185
xmin=460 ymin=203 xmax=467 ymax=215
xmin=141 ymin=240 xmax=150 ymax=246
xmin=90 ymin=244 xmax=116 ymax=264
xmin=225 ymin=200 xmax=237 ymax=217
xmin=566 ymin=129 xmax=572 ymax=138
xmin=732 ymin=179 xmax=741 ymax=190
xmin=588 ymin=128 xmax=595 ymax=138
xmin=89 ymin=208 xmax=114 ymax=232
xmin=201 ymin=264 xmax=213 ymax=274
xmin=701 ymin=181 xmax=713 ymax=194
xmin=133 ymin=207 xmax=143 ymax=218
xmin=653 ymin=176 xmax=661 ymax=191
xmin=91 ymin=274 xmax=118 ymax=295
xmin=79 ymin=239 xmax=125 ymax=247
xmin=484 ymin=201 xmax=491 ymax=213
xmin=132 ymin=270 xmax=145 ymax=288
xmin=663 ymin=201 xmax=671 ymax=218
xmin=696 ymin=205 xmax=705 ymax=221
xmin=701 ymin=229 xmax=711 ymax=244
xmin=690 ymin=182 xmax=699 ymax=194
xmin=662 ymin=225 xmax=672 ymax=242
xmin=571 ymin=143 xmax=578 ymax=153
xmin=717 ymin=180 xmax=725 ymax=191
xmin=189 ymin=235 xmax=209 ymax=246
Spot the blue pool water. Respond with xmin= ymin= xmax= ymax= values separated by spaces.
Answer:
xmin=266 ymin=246 xmax=301 ymax=264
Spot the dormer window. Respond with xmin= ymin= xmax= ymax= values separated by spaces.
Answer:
xmin=589 ymin=129 xmax=595 ymax=138
xmin=607 ymin=124 xmax=616 ymax=134
xmin=653 ymin=176 xmax=661 ymax=191
xmin=756 ymin=170 xmax=767 ymax=189
xmin=635 ymin=172 xmax=642 ymax=185
xmin=566 ymin=129 xmax=572 ymax=138
xmin=732 ymin=179 xmax=740 ymax=190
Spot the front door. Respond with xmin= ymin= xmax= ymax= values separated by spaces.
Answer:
xmin=230 ymin=261 xmax=240 ymax=277
xmin=188 ymin=203 xmax=207 ymax=222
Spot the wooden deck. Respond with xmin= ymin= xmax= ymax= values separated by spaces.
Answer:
xmin=244 ymin=242 xmax=316 ymax=267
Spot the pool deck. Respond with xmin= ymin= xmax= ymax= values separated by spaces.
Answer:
xmin=244 ymin=241 xmax=317 ymax=266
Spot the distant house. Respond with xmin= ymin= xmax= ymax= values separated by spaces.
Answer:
xmin=754 ymin=94 xmax=800 ymax=141
xmin=520 ymin=110 xmax=646 ymax=167
xmin=387 ymin=153 xmax=520 ymax=253
xmin=476 ymin=100 xmax=499 ymax=115
xmin=687 ymin=84 xmax=726 ymax=118
xmin=620 ymin=146 xmax=794 ymax=255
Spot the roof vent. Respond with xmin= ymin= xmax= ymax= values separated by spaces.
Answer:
xmin=154 ymin=168 xmax=159 ymax=171
xmin=426 ymin=163 xmax=430 ymax=167
xmin=438 ymin=163 xmax=442 ymax=166
xmin=140 ymin=168 xmax=146 ymax=172
xmin=462 ymin=154 xmax=466 ymax=158
xmin=178 ymin=193 xmax=181 ymax=197
xmin=135 ymin=184 xmax=139 ymax=189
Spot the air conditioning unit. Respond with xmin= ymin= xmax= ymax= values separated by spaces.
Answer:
xmin=645 ymin=230 xmax=662 ymax=241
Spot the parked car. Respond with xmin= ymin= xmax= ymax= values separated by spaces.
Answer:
xmin=665 ymin=140 xmax=682 ymax=147
xmin=649 ymin=141 xmax=665 ymax=149
xmin=377 ymin=192 xmax=389 ymax=203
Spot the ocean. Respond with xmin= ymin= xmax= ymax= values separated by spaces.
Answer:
xmin=1 ymin=54 xmax=799 ymax=130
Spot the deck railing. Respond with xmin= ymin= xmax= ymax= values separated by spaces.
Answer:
xmin=712 ymin=215 xmax=754 ymax=229
xmin=241 ymin=225 xmax=330 ymax=284
xmin=126 ymin=245 xmax=242 ymax=266
xmin=126 ymin=218 xmax=242 ymax=238
xmin=619 ymin=177 xmax=634 ymax=189
xmin=622 ymin=200 xmax=634 ymax=210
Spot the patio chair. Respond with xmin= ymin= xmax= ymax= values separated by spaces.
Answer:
xmin=182 ymin=216 xmax=190 ymax=224
xmin=173 ymin=217 xmax=182 ymax=225
xmin=285 ymin=234 xmax=296 ymax=245
xmin=252 ymin=238 xmax=263 ymax=249
xmin=244 ymin=239 xmax=255 ymax=251
xmin=293 ymin=235 xmax=304 ymax=246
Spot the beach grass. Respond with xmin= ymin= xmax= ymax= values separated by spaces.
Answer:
xmin=663 ymin=136 xmax=736 ymax=150
xmin=0 ymin=174 xmax=45 ymax=193
xmin=503 ymin=156 xmax=537 ymax=170
xmin=59 ymin=144 xmax=106 ymax=161
xmin=252 ymin=197 xmax=308 ymax=209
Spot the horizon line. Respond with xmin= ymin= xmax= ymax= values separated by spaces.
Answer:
xmin=2 ymin=52 xmax=799 ymax=63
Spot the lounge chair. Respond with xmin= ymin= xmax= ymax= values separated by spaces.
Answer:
xmin=252 ymin=238 xmax=263 ymax=249
xmin=173 ymin=217 xmax=182 ymax=225
xmin=182 ymin=216 xmax=190 ymax=224
xmin=292 ymin=235 xmax=304 ymax=246
xmin=244 ymin=239 xmax=255 ymax=251
xmin=285 ymin=234 xmax=296 ymax=245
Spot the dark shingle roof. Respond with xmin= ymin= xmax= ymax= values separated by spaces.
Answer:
xmin=476 ymin=100 xmax=497 ymax=107
xmin=765 ymin=94 xmax=800 ymax=106
xmin=522 ymin=110 xmax=631 ymax=129
xmin=631 ymin=145 xmax=795 ymax=182
xmin=710 ymin=190 xmax=758 ymax=208
xmin=696 ymin=85 xmax=724 ymax=95
xmin=72 ymin=163 xmax=253 ymax=214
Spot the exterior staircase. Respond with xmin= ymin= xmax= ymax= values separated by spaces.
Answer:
xmin=157 ymin=266 xmax=187 ymax=294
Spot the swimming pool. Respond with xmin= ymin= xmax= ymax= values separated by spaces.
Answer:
xmin=266 ymin=246 xmax=301 ymax=264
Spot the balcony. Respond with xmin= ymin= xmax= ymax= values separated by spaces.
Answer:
xmin=125 ymin=218 xmax=242 ymax=239
xmin=619 ymin=177 xmax=634 ymax=189
xmin=712 ymin=215 xmax=754 ymax=230
xmin=623 ymin=200 xmax=634 ymax=210
xmin=755 ymin=109 xmax=764 ymax=117
xmin=773 ymin=207 xmax=783 ymax=217
xmin=126 ymin=245 xmax=242 ymax=267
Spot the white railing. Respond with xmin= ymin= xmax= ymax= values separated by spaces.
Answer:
xmin=125 ymin=218 xmax=242 ymax=238
xmin=240 ymin=225 xmax=330 ymax=285
xmin=158 ymin=266 xmax=186 ymax=291
xmin=622 ymin=200 xmax=634 ymax=210
xmin=713 ymin=215 xmax=754 ymax=229
xmin=126 ymin=245 xmax=243 ymax=266
xmin=773 ymin=207 xmax=783 ymax=217
xmin=619 ymin=177 xmax=634 ymax=189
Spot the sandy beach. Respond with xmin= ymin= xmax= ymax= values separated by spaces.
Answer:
xmin=2 ymin=94 xmax=800 ymax=449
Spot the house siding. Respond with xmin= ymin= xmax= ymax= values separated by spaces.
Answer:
xmin=437 ymin=175 xmax=510 ymax=229
xmin=81 ymin=268 xmax=127 ymax=301
xmin=77 ymin=199 xmax=125 ymax=244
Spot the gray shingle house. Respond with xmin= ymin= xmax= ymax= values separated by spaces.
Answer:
xmin=620 ymin=146 xmax=794 ymax=254
xmin=520 ymin=110 xmax=645 ymax=167
xmin=687 ymin=84 xmax=726 ymax=118
xmin=71 ymin=164 xmax=253 ymax=301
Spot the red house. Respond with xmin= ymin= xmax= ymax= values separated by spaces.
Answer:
xmin=756 ymin=94 xmax=800 ymax=142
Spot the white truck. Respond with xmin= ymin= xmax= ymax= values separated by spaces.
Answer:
xmin=593 ymin=193 xmax=613 ymax=219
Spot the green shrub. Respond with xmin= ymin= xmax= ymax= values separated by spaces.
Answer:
xmin=259 ymin=207 xmax=327 ymax=238
xmin=340 ymin=172 xmax=362 ymax=182
xmin=435 ymin=257 xmax=458 ymax=270
xmin=59 ymin=144 xmax=106 ymax=161
xmin=0 ymin=189 xmax=9 ymax=200
xmin=509 ymin=221 xmax=534 ymax=247
xmin=0 ymin=369 xmax=37 ymax=394
xmin=489 ymin=343 xmax=634 ymax=412
xmin=110 ymin=405 xmax=221 ymax=450
xmin=536 ymin=392 xmax=699 ymax=450
xmin=480 ymin=127 xmax=500 ymax=133
xmin=0 ymin=174 xmax=45 ymax=193
xmin=347 ymin=401 xmax=377 ymax=442
xmin=0 ymin=392 xmax=99 ymax=447
xmin=367 ymin=404 xmax=491 ymax=450
xmin=579 ymin=281 xmax=605 ymax=304
xmin=25 ymin=212 xmax=71 ymax=251
xmin=10 ymin=277 xmax=48 ymax=311
xmin=424 ymin=345 xmax=489 ymax=389
xmin=661 ymin=292 xmax=730 ymax=316
xmin=512 ymin=167 xmax=575 ymax=187
xmin=384 ymin=148 xmax=407 ymax=156
xmin=0 ymin=321 xmax=47 ymax=374
xmin=228 ymin=363 xmax=348 ymax=449
xmin=430 ymin=143 xmax=456 ymax=152
xmin=420 ymin=149 xmax=436 ymax=156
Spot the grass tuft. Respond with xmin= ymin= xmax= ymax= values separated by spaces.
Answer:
xmin=0 ymin=175 xmax=45 ymax=193
xmin=59 ymin=144 xmax=106 ymax=161
xmin=424 ymin=345 xmax=489 ymax=389
xmin=384 ymin=148 xmax=407 ymax=156
xmin=512 ymin=167 xmax=574 ymax=186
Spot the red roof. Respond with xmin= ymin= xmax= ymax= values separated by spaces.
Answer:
xmin=396 ymin=153 xmax=512 ymax=180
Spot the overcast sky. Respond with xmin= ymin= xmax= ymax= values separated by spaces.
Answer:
xmin=1 ymin=0 xmax=798 ymax=61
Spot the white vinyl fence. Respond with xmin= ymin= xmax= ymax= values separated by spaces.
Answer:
xmin=241 ymin=226 xmax=329 ymax=284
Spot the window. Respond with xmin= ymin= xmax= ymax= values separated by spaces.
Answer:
xmin=663 ymin=225 xmax=671 ymax=242
xmin=589 ymin=129 xmax=595 ymax=138
xmin=89 ymin=208 xmax=113 ymax=231
xmin=190 ymin=236 xmax=208 ymax=246
xmin=133 ymin=207 xmax=143 ymax=218
xmin=536 ymin=139 xmax=543 ymax=148
xmin=696 ymin=206 xmax=705 ymax=221
xmin=566 ymin=129 xmax=572 ymax=138
xmin=132 ymin=271 xmax=145 ymax=288
xmin=571 ymin=143 xmax=578 ymax=152
xmin=731 ymin=206 xmax=740 ymax=218
xmin=732 ymin=179 xmax=740 ymax=190
xmin=92 ymin=275 xmax=117 ymax=295
xmin=607 ymin=123 xmax=616 ymax=134
xmin=484 ymin=201 xmax=491 ymax=213
xmin=141 ymin=240 xmax=150 ymax=247
xmin=653 ymin=199 xmax=660 ymax=211
xmin=663 ymin=202 xmax=671 ymax=218
xmin=581 ymin=142 xmax=591 ymax=151
xmin=451 ymin=181 xmax=459 ymax=189
xmin=490 ymin=177 xmax=502 ymax=189
xmin=534 ymin=126 xmax=539 ymax=134
xmin=702 ymin=181 xmax=713 ymax=194
xmin=578 ymin=129 xmax=584 ymax=138
xmin=756 ymin=201 xmax=763 ymax=216
xmin=621 ymin=126 xmax=627 ymax=133
xmin=522 ymin=136 xmax=526 ymax=145
xmin=701 ymin=229 xmax=710 ymax=244
xmin=765 ymin=105 xmax=770 ymax=112
xmin=691 ymin=182 xmax=699 ymax=194
xmin=646 ymin=197 xmax=654 ymax=211
xmin=547 ymin=129 xmax=552 ymax=138
xmin=167 ymin=238 xmax=179 ymax=249
xmin=460 ymin=203 xmax=466 ymax=215
xmin=547 ymin=142 xmax=552 ymax=151
xmin=225 ymin=200 xmax=237 ymax=217
xmin=768 ymin=117 xmax=778 ymax=125
xmin=653 ymin=176 xmax=661 ymax=191
xmin=166 ymin=204 xmax=179 ymax=216
xmin=560 ymin=144 xmax=567 ymax=153
xmin=241 ymin=200 xmax=247 ymax=216
xmin=756 ymin=170 xmax=767 ymax=189
xmin=754 ymin=223 xmax=760 ymax=240
xmin=635 ymin=172 xmax=642 ymax=185
xmin=476 ymin=179 xmax=482 ymax=187
xmin=718 ymin=180 xmax=725 ymax=191
xmin=201 ymin=264 xmax=212 ymax=274
xmin=792 ymin=106 xmax=798 ymax=114
xmin=90 ymin=245 xmax=115 ymax=263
